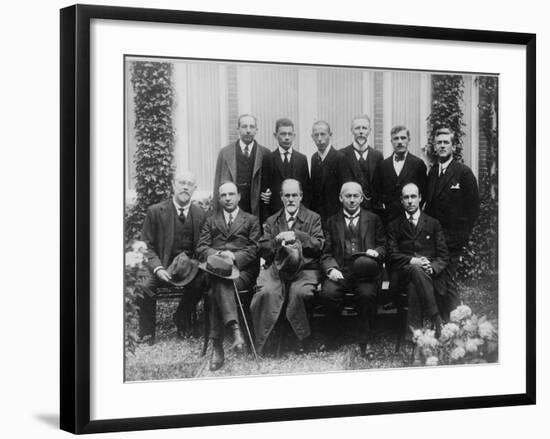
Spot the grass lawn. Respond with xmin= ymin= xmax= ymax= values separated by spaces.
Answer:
xmin=125 ymin=276 xmax=497 ymax=381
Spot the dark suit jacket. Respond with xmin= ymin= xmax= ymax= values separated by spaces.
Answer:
xmin=141 ymin=200 xmax=207 ymax=271
xmin=321 ymin=209 xmax=386 ymax=274
xmin=373 ymin=152 xmax=427 ymax=223
xmin=424 ymin=159 xmax=480 ymax=250
xmin=340 ymin=144 xmax=383 ymax=207
xmin=259 ymin=206 xmax=324 ymax=270
xmin=387 ymin=212 xmax=448 ymax=276
xmin=196 ymin=209 xmax=261 ymax=277
xmin=261 ymin=148 xmax=311 ymax=216
xmin=213 ymin=140 xmax=270 ymax=217
xmin=310 ymin=147 xmax=348 ymax=222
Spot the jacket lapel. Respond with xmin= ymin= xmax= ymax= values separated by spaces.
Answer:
xmin=251 ymin=141 xmax=262 ymax=177
xmin=273 ymin=150 xmax=284 ymax=179
xmin=434 ymin=160 xmax=457 ymax=199
xmin=228 ymin=209 xmax=246 ymax=236
xmin=367 ymin=147 xmax=377 ymax=179
xmin=397 ymin=154 xmax=413 ymax=183
xmin=225 ymin=141 xmax=238 ymax=182
xmin=359 ymin=209 xmax=369 ymax=244
xmin=346 ymin=145 xmax=362 ymax=181
xmin=335 ymin=211 xmax=346 ymax=255
xmin=215 ymin=211 xmax=229 ymax=237
xmin=160 ymin=201 xmax=175 ymax=265
xmin=415 ymin=212 xmax=426 ymax=238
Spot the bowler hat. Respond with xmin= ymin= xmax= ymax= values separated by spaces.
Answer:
xmin=166 ymin=252 xmax=199 ymax=286
xmin=274 ymin=240 xmax=303 ymax=280
xmin=351 ymin=253 xmax=380 ymax=280
xmin=198 ymin=253 xmax=239 ymax=280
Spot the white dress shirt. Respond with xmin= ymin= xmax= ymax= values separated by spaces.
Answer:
xmin=406 ymin=209 xmax=421 ymax=227
xmin=173 ymin=198 xmax=191 ymax=218
xmin=393 ymin=151 xmax=408 ymax=176
xmin=438 ymin=157 xmax=453 ymax=176
xmin=223 ymin=207 xmax=240 ymax=226
xmin=352 ymin=141 xmax=370 ymax=161
xmin=239 ymin=139 xmax=254 ymax=156
xmin=279 ymin=146 xmax=293 ymax=163
xmin=317 ymin=144 xmax=333 ymax=162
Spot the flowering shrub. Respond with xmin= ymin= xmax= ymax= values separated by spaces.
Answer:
xmin=412 ymin=304 xmax=498 ymax=366
xmin=125 ymin=240 xmax=150 ymax=355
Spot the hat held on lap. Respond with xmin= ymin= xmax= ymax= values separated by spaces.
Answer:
xmin=274 ymin=239 xmax=303 ymax=280
xmin=351 ymin=253 xmax=380 ymax=280
xmin=198 ymin=253 xmax=240 ymax=280
xmin=167 ymin=252 xmax=199 ymax=286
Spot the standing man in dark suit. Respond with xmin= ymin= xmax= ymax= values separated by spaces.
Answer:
xmin=424 ymin=128 xmax=480 ymax=319
xmin=261 ymin=118 xmax=311 ymax=216
xmin=213 ymin=114 xmax=271 ymax=219
xmin=251 ymin=179 xmax=324 ymax=354
xmin=196 ymin=181 xmax=261 ymax=371
xmin=309 ymin=120 xmax=348 ymax=224
xmin=387 ymin=183 xmax=449 ymax=337
xmin=320 ymin=182 xmax=386 ymax=355
xmin=340 ymin=115 xmax=383 ymax=211
xmin=373 ymin=125 xmax=427 ymax=225
xmin=138 ymin=171 xmax=207 ymax=342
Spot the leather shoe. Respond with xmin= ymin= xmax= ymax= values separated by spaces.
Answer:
xmin=209 ymin=340 xmax=224 ymax=371
xmin=230 ymin=324 xmax=245 ymax=354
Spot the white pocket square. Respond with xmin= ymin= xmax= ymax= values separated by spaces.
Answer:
xmin=450 ymin=183 xmax=460 ymax=189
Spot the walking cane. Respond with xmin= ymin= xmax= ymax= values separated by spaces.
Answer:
xmin=233 ymin=281 xmax=260 ymax=367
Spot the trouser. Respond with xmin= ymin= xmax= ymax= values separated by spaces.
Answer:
xmin=399 ymin=264 xmax=440 ymax=332
xmin=320 ymin=276 xmax=378 ymax=343
xmin=137 ymin=271 xmax=205 ymax=338
xmin=207 ymin=270 xmax=255 ymax=340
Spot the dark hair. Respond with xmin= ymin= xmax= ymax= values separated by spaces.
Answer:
xmin=390 ymin=125 xmax=410 ymax=138
xmin=434 ymin=127 xmax=455 ymax=142
xmin=275 ymin=118 xmax=294 ymax=132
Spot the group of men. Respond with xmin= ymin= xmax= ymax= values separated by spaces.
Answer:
xmin=137 ymin=113 xmax=480 ymax=371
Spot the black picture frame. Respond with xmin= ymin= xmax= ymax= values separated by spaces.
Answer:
xmin=60 ymin=4 xmax=536 ymax=434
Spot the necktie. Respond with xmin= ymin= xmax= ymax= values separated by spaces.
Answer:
xmin=283 ymin=152 xmax=290 ymax=176
xmin=227 ymin=213 xmax=233 ymax=227
xmin=178 ymin=207 xmax=186 ymax=223
xmin=394 ymin=153 xmax=405 ymax=162
xmin=355 ymin=148 xmax=365 ymax=162
xmin=346 ymin=215 xmax=358 ymax=234
xmin=408 ymin=214 xmax=416 ymax=228
xmin=439 ymin=166 xmax=446 ymax=177
xmin=244 ymin=145 xmax=250 ymax=158
xmin=287 ymin=215 xmax=296 ymax=229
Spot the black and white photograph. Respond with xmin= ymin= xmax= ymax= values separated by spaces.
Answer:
xmin=123 ymin=56 xmax=499 ymax=381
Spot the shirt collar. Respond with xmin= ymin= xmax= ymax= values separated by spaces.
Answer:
xmin=239 ymin=139 xmax=254 ymax=153
xmin=279 ymin=146 xmax=293 ymax=157
xmin=173 ymin=198 xmax=191 ymax=214
xmin=394 ymin=151 xmax=408 ymax=161
xmin=223 ymin=207 xmax=239 ymax=222
xmin=344 ymin=209 xmax=360 ymax=219
xmin=352 ymin=141 xmax=370 ymax=153
xmin=317 ymin=144 xmax=332 ymax=161
xmin=285 ymin=208 xmax=299 ymax=222
xmin=439 ymin=156 xmax=453 ymax=171
xmin=406 ymin=209 xmax=421 ymax=221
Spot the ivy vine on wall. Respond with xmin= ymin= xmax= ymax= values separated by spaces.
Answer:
xmin=426 ymin=75 xmax=466 ymax=162
xmin=458 ymin=76 xmax=499 ymax=280
xmin=125 ymin=61 xmax=175 ymax=242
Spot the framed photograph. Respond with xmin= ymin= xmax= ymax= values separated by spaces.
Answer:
xmin=60 ymin=4 xmax=536 ymax=434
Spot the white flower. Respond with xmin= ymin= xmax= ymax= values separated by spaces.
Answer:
xmin=465 ymin=338 xmax=483 ymax=353
xmin=126 ymin=251 xmax=144 ymax=268
xmin=478 ymin=321 xmax=496 ymax=339
xmin=463 ymin=319 xmax=478 ymax=336
xmin=450 ymin=305 xmax=472 ymax=323
xmin=131 ymin=240 xmax=147 ymax=253
xmin=450 ymin=346 xmax=466 ymax=361
xmin=417 ymin=331 xmax=438 ymax=349
xmin=440 ymin=323 xmax=460 ymax=342
xmin=425 ymin=356 xmax=439 ymax=366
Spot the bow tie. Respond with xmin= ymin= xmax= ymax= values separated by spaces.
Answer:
xmin=394 ymin=153 xmax=405 ymax=162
